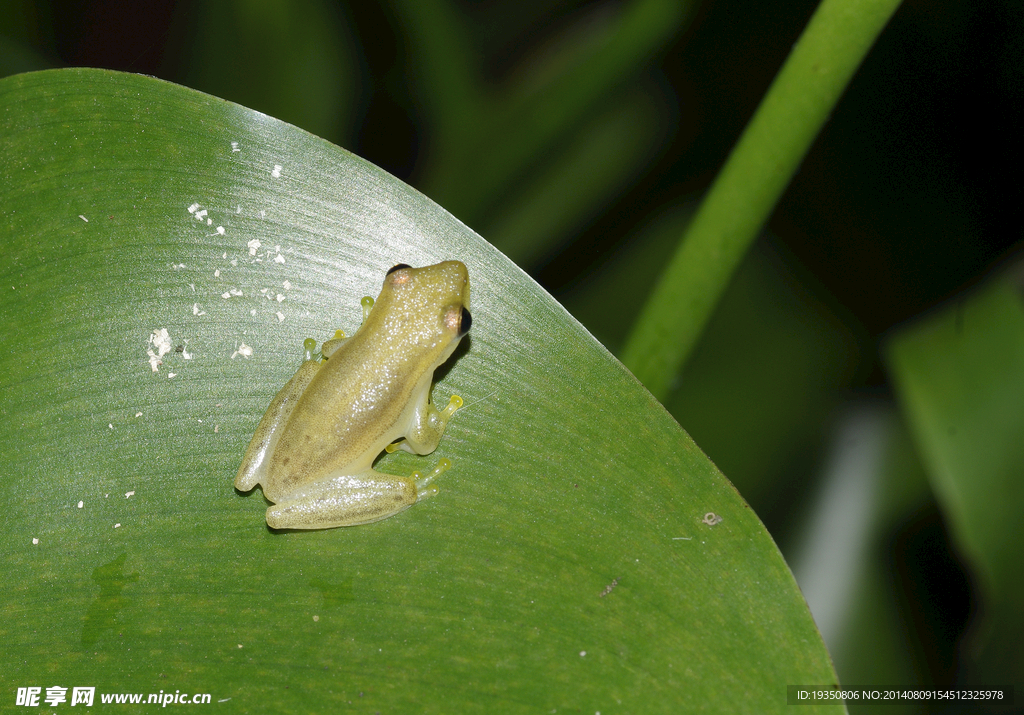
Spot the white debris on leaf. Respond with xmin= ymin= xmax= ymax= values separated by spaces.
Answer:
xmin=247 ymin=239 xmax=262 ymax=256
xmin=187 ymin=203 xmax=200 ymax=214
xmin=214 ymin=269 xmax=221 ymax=278
xmin=135 ymin=412 xmax=143 ymax=418
xmin=273 ymin=254 xmax=286 ymax=264
xmin=125 ymin=491 xmax=135 ymax=498
xmin=194 ymin=209 xmax=208 ymax=221
xmin=276 ymin=294 xmax=285 ymax=303
xmin=193 ymin=303 xmax=206 ymax=316
xmin=283 ymin=280 xmax=291 ymax=290
xmin=168 ymin=372 xmax=177 ymax=379
xmin=78 ymin=501 xmax=84 ymax=509
xmin=32 ymin=538 xmax=39 ymax=545
xmin=214 ymin=226 xmax=225 ymax=236
xmin=221 ymin=291 xmax=231 ymax=299
xmin=147 ymin=328 xmax=174 ymax=373
xmin=79 ymin=215 xmax=88 ymax=222
xmin=271 ymin=164 xmax=282 ymax=178
xmin=231 ymin=142 xmax=240 ymax=152
xmin=232 ymin=343 xmax=253 ymax=359
xmin=276 ymin=311 xmax=285 ymax=322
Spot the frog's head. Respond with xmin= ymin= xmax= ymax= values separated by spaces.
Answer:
xmin=372 ymin=261 xmax=471 ymax=359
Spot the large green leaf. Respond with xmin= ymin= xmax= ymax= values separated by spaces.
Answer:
xmin=1 ymin=68 xmax=840 ymax=712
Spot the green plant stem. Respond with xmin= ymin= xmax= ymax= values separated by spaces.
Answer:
xmin=621 ymin=0 xmax=903 ymax=400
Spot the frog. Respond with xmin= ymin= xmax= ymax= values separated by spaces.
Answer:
xmin=234 ymin=261 xmax=472 ymax=529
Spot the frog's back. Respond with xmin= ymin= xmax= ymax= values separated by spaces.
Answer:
xmin=263 ymin=337 xmax=425 ymax=497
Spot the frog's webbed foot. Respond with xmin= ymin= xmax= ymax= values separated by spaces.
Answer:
xmin=411 ymin=458 xmax=452 ymax=502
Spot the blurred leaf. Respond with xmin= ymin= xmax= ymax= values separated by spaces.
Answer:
xmin=887 ymin=277 xmax=1024 ymax=687
xmin=399 ymin=0 xmax=690 ymax=226
xmin=0 ymin=68 xmax=841 ymax=712
xmin=485 ymin=81 xmax=670 ymax=265
xmin=177 ymin=0 xmax=359 ymax=145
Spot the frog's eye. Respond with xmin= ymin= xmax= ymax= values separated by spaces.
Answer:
xmin=459 ymin=307 xmax=472 ymax=336
xmin=386 ymin=263 xmax=411 ymax=275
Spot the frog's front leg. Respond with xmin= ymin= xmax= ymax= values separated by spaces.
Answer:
xmin=388 ymin=390 xmax=464 ymax=456
xmin=266 ymin=461 xmax=450 ymax=529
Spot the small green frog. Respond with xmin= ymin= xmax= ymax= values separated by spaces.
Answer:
xmin=235 ymin=261 xmax=471 ymax=529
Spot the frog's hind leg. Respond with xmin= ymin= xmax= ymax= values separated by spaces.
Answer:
xmin=265 ymin=473 xmax=417 ymax=530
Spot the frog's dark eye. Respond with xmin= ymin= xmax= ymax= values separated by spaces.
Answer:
xmin=459 ymin=307 xmax=472 ymax=336
xmin=386 ymin=263 xmax=411 ymax=275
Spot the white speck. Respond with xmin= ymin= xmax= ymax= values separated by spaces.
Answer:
xmin=214 ymin=425 xmax=219 ymax=433
xmin=147 ymin=349 xmax=162 ymax=371
xmin=250 ymin=309 xmax=257 ymax=316
xmin=274 ymin=254 xmax=286 ymax=264
xmin=274 ymin=245 xmax=281 ymax=252
xmin=32 ymin=538 xmax=39 ymax=545
xmin=260 ymin=288 xmax=268 ymax=294
xmin=182 ymin=347 xmax=193 ymax=360
xmin=231 ymin=141 xmax=240 ymax=152
xmin=187 ymin=203 xmax=199 ymax=214
xmin=221 ymin=291 xmax=231 ymax=299
xmin=232 ymin=343 xmax=253 ymax=359
xmin=238 ymin=644 xmax=243 ymax=649
xmin=135 ymin=412 xmax=142 ymax=418
xmin=222 ymin=252 xmax=227 ymax=259
xmin=109 ymin=423 xmax=113 ymax=429
xmin=276 ymin=311 xmax=285 ymax=322
xmin=206 ymin=218 xmax=212 ymax=226
xmin=214 ymin=226 xmax=225 ymax=236
xmin=125 ymin=491 xmax=135 ymax=498
xmin=271 ymin=164 xmax=282 ymax=178
xmin=235 ymin=205 xmax=241 ymax=214
xmin=214 ymin=269 xmax=221 ymax=278
xmin=276 ymin=293 xmax=285 ymax=303
xmin=283 ymin=280 xmax=291 ymax=290
xmin=192 ymin=303 xmax=206 ymax=316
xmin=230 ymin=288 xmax=243 ymax=296
xmin=79 ymin=215 xmax=88 ymax=222
xmin=78 ymin=501 xmax=84 ymax=509
xmin=189 ymin=283 xmax=196 ymax=292
xmin=194 ymin=209 xmax=208 ymax=221
xmin=580 ymin=651 xmax=586 ymax=657
xmin=114 ymin=523 xmax=121 ymax=529
xmin=260 ymin=210 xmax=266 ymax=219
xmin=167 ymin=372 xmax=176 ymax=378
xmin=247 ymin=239 xmax=262 ymax=256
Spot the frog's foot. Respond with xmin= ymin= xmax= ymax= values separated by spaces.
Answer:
xmin=411 ymin=458 xmax=452 ymax=502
